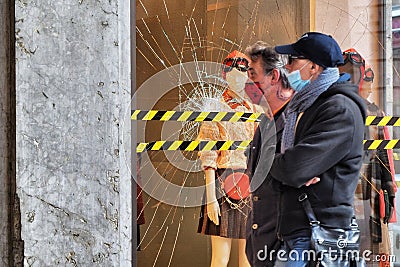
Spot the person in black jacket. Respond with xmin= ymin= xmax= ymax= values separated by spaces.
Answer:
xmin=271 ymin=32 xmax=367 ymax=266
xmin=244 ymin=42 xmax=294 ymax=267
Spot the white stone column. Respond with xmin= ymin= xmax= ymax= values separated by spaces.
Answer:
xmin=15 ymin=0 xmax=133 ymax=265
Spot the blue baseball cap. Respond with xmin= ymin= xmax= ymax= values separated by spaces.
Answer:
xmin=275 ymin=32 xmax=344 ymax=68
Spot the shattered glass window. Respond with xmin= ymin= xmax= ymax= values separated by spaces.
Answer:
xmin=133 ymin=1 xmax=400 ymax=266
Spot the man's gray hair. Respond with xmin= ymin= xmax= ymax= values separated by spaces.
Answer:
xmin=245 ymin=41 xmax=290 ymax=89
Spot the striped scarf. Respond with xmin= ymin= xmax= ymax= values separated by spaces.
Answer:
xmin=281 ymin=68 xmax=340 ymax=153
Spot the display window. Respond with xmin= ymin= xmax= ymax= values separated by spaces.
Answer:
xmin=134 ymin=1 xmax=400 ymax=266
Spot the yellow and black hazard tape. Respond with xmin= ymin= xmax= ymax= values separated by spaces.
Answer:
xmin=131 ymin=110 xmax=263 ymax=122
xmin=136 ymin=139 xmax=400 ymax=153
xmin=363 ymin=140 xmax=400 ymax=150
xmin=136 ymin=140 xmax=251 ymax=153
xmin=365 ymin=116 xmax=400 ymax=126
xmin=132 ymin=110 xmax=400 ymax=126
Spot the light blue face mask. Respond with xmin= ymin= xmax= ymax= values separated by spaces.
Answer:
xmin=287 ymin=62 xmax=312 ymax=92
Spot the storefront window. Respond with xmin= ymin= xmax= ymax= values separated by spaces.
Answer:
xmin=135 ymin=1 xmax=400 ymax=266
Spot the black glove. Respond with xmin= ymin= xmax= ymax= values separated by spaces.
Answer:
xmin=381 ymin=181 xmax=395 ymax=224
xmin=383 ymin=195 xmax=395 ymax=224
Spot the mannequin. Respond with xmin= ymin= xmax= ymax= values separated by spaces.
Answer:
xmin=339 ymin=48 xmax=396 ymax=266
xmin=197 ymin=51 xmax=261 ymax=267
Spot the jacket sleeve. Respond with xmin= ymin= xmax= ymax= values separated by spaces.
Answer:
xmin=270 ymin=97 xmax=362 ymax=188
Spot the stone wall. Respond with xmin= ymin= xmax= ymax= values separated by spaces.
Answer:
xmin=15 ymin=0 xmax=132 ymax=265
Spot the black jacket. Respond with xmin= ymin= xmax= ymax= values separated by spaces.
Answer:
xmin=245 ymin=105 xmax=287 ymax=267
xmin=270 ymin=81 xmax=366 ymax=239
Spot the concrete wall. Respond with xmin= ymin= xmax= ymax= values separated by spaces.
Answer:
xmin=15 ymin=0 xmax=133 ymax=266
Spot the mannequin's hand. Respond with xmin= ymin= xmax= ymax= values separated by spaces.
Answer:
xmin=305 ymin=177 xmax=320 ymax=186
xmin=203 ymin=168 xmax=220 ymax=225
xmin=207 ymin=199 xmax=221 ymax=225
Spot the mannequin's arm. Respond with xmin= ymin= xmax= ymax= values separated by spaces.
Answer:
xmin=205 ymin=168 xmax=221 ymax=225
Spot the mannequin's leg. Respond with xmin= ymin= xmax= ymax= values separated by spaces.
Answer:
xmin=210 ymin=236 xmax=232 ymax=267
xmin=238 ymin=239 xmax=251 ymax=267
